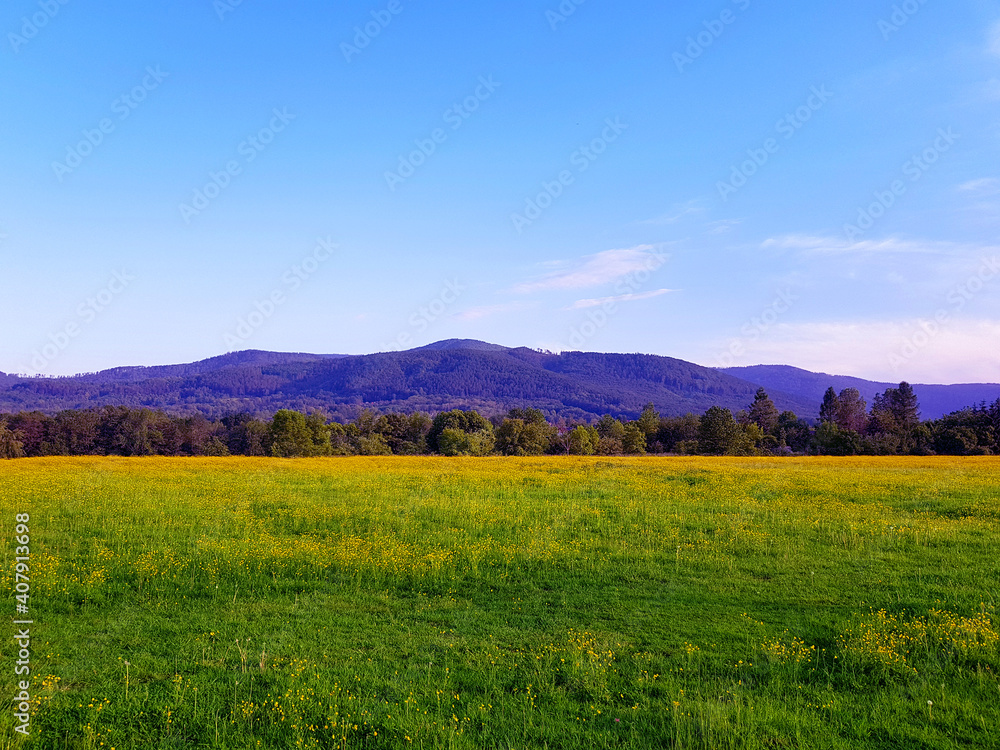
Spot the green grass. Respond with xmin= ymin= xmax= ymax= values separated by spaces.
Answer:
xmin=1 ymin=456 xmax=998 ymax=749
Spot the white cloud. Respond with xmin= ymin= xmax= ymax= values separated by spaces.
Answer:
xmin=563 ymin=288 xmax=678 ymax=310
xmin=958 ymin=178 xmax=1000 ymax=195
xmin=452 ymin=301 xmax=537 ymax=321
xmin=761 ymin=234 xmax=955 ymax=257
xmin=761 ymin=234 xmax=833 ymax=251
xmin=989 ymin=21 xmax=1000 ymax=56
xmin=640 ymin=200 xmax=704 ymax=226
xmin=709 ymin=319 xmax=1000 ymax=384
xmin=706 ymin=219 xmax=742 ymax=234
xmin=511 ymin=245 xmax=668 ymax=294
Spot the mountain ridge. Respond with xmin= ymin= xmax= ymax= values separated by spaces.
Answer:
xmin=0 ymin=342 xmax=811 ymax=420
xmin=0 ymin=342 xmax=994 ymax=421
xmin=720 ymin=364 xmax=1000 ymax=421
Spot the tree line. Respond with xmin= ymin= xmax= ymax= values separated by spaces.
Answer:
xmin=1 ymin=382 xmax=998 ymax=459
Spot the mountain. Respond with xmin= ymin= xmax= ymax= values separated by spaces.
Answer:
xmin=3 ymin=344 xmax=993 ymax=422
xmin=0 ymin=342 xmax=816 ymax=421
xmin=69 ymin=350 xmax=348 ymax=383
xmin=720 ymin=365 xmax=1000 ymax=421
xmin=412 ymin=339 xmax=512 ymax=353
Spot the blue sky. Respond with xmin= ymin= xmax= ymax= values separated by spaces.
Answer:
xmin=2 ymin=0 xmax=999 ymax=383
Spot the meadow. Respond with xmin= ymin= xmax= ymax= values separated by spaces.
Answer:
xmin=1 ymin=456 xmax=998 ymax=749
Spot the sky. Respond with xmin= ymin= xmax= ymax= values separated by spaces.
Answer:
xmin=2 ymin=0 xmax=999 ymax=384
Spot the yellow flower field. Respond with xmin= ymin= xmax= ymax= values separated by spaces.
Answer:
xmin=0 ymin=456 xmax=997 ymax=749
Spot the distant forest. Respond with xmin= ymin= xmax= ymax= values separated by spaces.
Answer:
xmin=2 ymin=381 xmax=997 ymax=458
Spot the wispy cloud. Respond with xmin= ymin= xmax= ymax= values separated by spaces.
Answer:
xmin=511 ymin=245 xmax=668 ymax=294
xmin=640 ymin=200 xmax=704 ymax=226
xmin=563 ymin=288 xmax=678 ymax=310
xmin=706 ymin=219 xmax=741 ymax=235
xmin=452 ymin=301 xmax=538 ymax=321
xmin=989 ymin=20 xmax=1000 ymax=57
xmin=958 ymin=178 xmax=1000 ymax=195
xmin=761 ymin=234 xmax=837 ymax=251
xmin=761 ymin=235 xmax=950 ymax=256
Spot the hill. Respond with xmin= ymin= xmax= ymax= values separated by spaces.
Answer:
xmin=4 ymin=344 xmax=994 ymax=422
xmin=720 ymin=364 xmax=1000 ymax=421
xmin=0 ymin=343 xmax=815 ymax=421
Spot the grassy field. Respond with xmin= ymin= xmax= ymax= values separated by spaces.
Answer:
xmin=1 ymin=456 xmax=998 ymax=749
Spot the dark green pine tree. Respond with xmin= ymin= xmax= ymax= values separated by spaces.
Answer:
xmin=747 ymin=388 xmax=779 ymax=434
xmin=889 ymin=381 xmax=920 ymax=430
xmin=819 ymin=387 xmax=840 ymax=424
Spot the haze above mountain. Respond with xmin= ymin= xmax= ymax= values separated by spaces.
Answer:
xmin=0 ymin=341 xmax=995 ymax=422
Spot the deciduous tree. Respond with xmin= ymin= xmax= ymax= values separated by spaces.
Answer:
xmin=698 ymin=406 xmax=739 ymax=455
xmin=269 ymin=410 xmax=315 ymax=457
xmin=0 ymin=420 xmax=24 ymax=459
xmin=428 ymin=410 xmax=494 ymax=455
xmin=835 ymin=388 xmax=867 ymax=433
xmin=567 ymin=425 xmax=598 ymax=455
